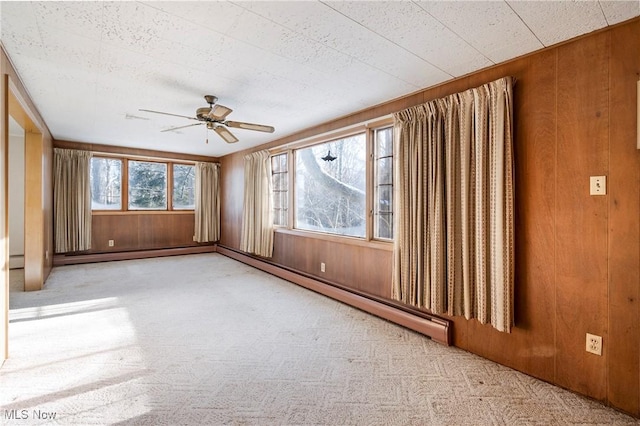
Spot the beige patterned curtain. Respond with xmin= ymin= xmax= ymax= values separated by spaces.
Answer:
xmin=240 ymin=150 xmax=274 ymax=257
xmin=392 ymin=76 xmax=514 ymax=332
xmin=54 ymin=148 xmax=92 ymax=253
xmin=195 ymin=162 xmax=220 ymax=243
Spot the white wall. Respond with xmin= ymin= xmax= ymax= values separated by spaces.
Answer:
xmin=8 ymin=115 xmax=24 ymax=269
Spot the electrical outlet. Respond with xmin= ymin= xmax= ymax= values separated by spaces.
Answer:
xmin=590 ymin=176 xmax=606 ymax=195
xmin=108 ymin=239 xmax=114 ymax=247
xmin=586 ymin=333 xmax=602 ymax=356
xmin=321 ymin=262 xmax=326 ymax=273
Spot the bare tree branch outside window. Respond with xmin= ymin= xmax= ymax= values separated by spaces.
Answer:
xmin=295 ymin=134 xmax=366 ymax=237
xmin=173 ymin=164 xmax=195 ymax=209
xmin=90 ymin=157 xmax=122 ymax=210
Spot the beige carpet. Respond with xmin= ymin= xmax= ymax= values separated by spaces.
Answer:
xmin=1 ymin=253 xmax=637 ymax=425
xmin=9 ymin=268 xmax=24 ymax=293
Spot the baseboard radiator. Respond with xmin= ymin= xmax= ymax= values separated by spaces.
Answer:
xmin=217 ymin=246 xmax=451 ymax=345
xmin=53 ymin=245 xmax=216 ymax=266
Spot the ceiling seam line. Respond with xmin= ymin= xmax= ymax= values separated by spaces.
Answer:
xmin=227 ymin=1 xmax=426 ymax=88
xmin=504 ymin=0 xmax=545 ymax=47
xmin=318 ymin=0 xmax=454 ymax=79
xmin=596 ymin=1 xmax=610 ymax=26
xmin=410 ymin=0 xmax=495 ymax=65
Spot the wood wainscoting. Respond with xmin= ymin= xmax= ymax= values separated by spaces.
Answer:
xmin=52 ymin=211 xmax=215 ymax=265
xmin=91 ymin=212 xmax=198 ymax=252
xmin=217 ymin=245 xmax=451 ymax=345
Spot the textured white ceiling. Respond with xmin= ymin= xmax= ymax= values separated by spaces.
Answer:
xmin=1 ymin=1 xmax=638 ymax=157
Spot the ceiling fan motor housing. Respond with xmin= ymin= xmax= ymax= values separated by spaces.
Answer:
xmin=196 ymin=107 xmax=212 ymax=120
xmin=204 ymin=95 xmax=218 ymax=105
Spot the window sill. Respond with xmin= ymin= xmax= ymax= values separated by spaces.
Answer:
xmin=92 ymin=210 xmax=195 ymax=216
xmin=274 ymin=227 xmax=393 ymax=251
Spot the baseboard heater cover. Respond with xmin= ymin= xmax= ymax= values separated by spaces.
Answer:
xmin=217 ymin=246 xmax=451 ymax=345
xmin=53 ymin=245 xmax=217 ymax=266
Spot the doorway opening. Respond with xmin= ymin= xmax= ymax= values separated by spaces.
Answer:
xmin=8 ymin=114 xmax=25 ymax=292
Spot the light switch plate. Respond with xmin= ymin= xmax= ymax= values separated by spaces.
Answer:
xmin=590 ymin=176 xmax=606 ymax=195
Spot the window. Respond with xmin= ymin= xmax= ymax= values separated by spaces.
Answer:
xmin=172 ymin=164 xmax=195 ymax=210
xmin=266 ymin=121 xmax=394 ymax=242
xmin=295 ymin=133 xmax=366 ymax=237
xmin=374 ymin=126 xmax=393 ymax=239
xmin=128 ymin=161 xmax=167 ymax=210
xmin=271 ymin=153 xmax=288 ymax=226
xmin=90 ymin=155 xmax=198 ymax=212
xmin=90 ymin=157 xmax=122 ymax=210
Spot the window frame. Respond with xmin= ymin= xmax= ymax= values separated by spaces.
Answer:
xmin=269 ymin=117 xmax=394 ymax=245
xmin=270 ymin=152 xmax=290 ymax=227
xmin=127 ymin=159 xmax=169 ymax=211
xmin=293 ymin=131 xmax=368 ymax=238
xmin=90 ymin=154 xmax=197 ymax=213
xmin=90 ymin=156 xmax=123 ymax=211
xmin=171 ymin=163 xmax=196 ymax=211
xmin=372 ymin=125 xmax=394 ymax=241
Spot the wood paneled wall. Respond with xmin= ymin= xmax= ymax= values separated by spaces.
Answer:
xmin=270 ymin=231 xmax=393 ymax=299
xmin=91 ymin=213 xmax=198 ymax=253
xmin=219 ymin=19 xmax=640 ymax=416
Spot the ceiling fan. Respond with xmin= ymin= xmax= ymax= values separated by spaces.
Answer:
xmin=139 ymin=95 xmax=275 ymax=144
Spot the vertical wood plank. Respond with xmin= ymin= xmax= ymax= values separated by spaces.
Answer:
xmin=24 ymin=131 xmax=43 ymax=291
xmin=42 ymin=134 xmax=53 ymax=282
xmin=219 ymin=153 xmax=244 ymax=249
xmin=1 ymin=73 xmax=7 ymax=360
xmin=607 ymin=20 xmax=640 ymax=416
xmin=555 ymin=32 xmax=610 ymax=400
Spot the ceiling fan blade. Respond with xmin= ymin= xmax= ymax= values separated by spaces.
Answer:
xmin=225 ymin=120 xmax=275 ymax=133
xmin=214 ymin=126 xmax=239 ymax=143
xmin=209 ymin=104 xmax=233 ymax=120
xmin=161 ymin=123 xmax=203 ymax=132
xmin=139 ymin=109 xmax=199 ymax=121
